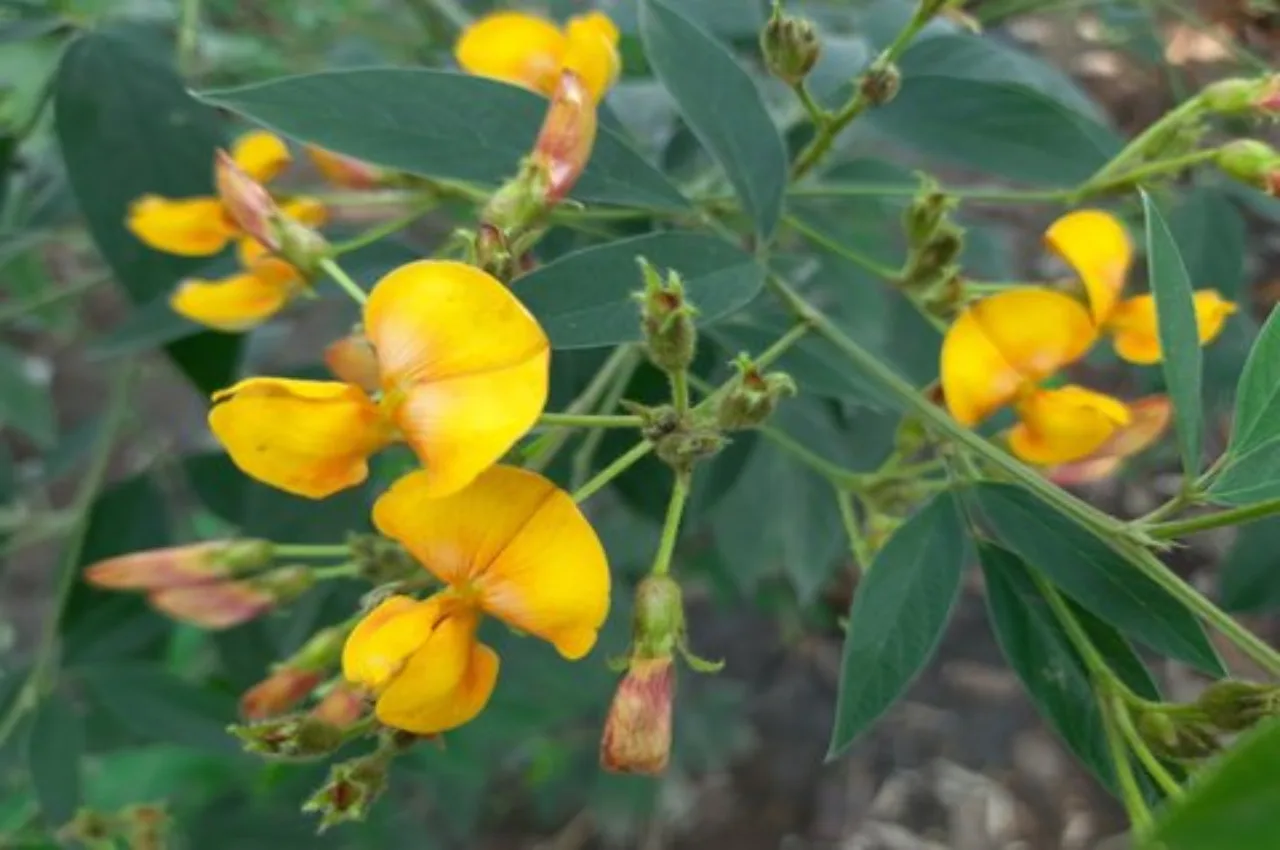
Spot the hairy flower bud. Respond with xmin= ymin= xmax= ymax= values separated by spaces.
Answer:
xmin=240 ymin=667 xmax=325 ymax=721
xmin=1137 ymin=710 xmax=1220 ymax=762
xmin=654 ymin=427 xmax=726 ymax=471
xmin=717 ymin=354 xmax=797 ymax=430
xmin=1202 ymin=75 xmax=1280 ymax=116
xmin=304 ymin=749 xmax=395 ymax=831
xmin=636 ymin=258 xmax=698 ymax=374
xmin=859 ymin=63 xmax=901 ymax=106
xmin=533 ymin=71 xmax=598 ymax=204
xmin=348 ymin=534 xmax=420 ymax=585
xmin=1217 ymin=139 xmax=1280 ymax=196
xmin=1197 ymin=680 xmax=1280 ymax=732
xmin=760 ymin=1 xmax=820 ymax=86
xmin=600 ymin=657 xmax=675 ymax=775
xmin=231 ymin=714 xmax=348 ymax=761
xmin=216 ymin=151 xmax=278 ymax=252
xmin=634 ymin=575 xmax=685 ymax=658
xmin=312 ymin=683 xmax=369 ymax=729
xmin=904 ymin=178 xmax=955 ymax=246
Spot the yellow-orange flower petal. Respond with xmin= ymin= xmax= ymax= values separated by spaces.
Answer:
xmin=1048 ymin=395 xmax=1172 ymax=485
xmin=365 ymin=260 xmax=550 ymax=498
xmin=1045 ymin=209 xmax=1133 ymax=325
xmin=455 ymin=11 xmax=567 ymax=96
xmin=231 ymin=130 xmax=291 ymax=184
xmin=127 ymin=195 xmax=235 ymax=257
xmin=941 ymin=288 xmax=1097 ymax=426
xmin=373 ymin=465 xmax=610 ymax=660
xmin=307 ymin=146 xmax=383 ymax=189
xmin=325 ymin=335 xmax=382 ymax=394
xmin=1106 ymin=290 xmax=1237 ymax=365
xmin=281 ymin=196 xmax=328 ymax=228
xmin=561 ymin=12 xmax=621 ymax=102
xmin=342 ymin=595 xmax=437 ymax=692
xmin=170 ymin=270 xmax=294 ymax=332
xmin=208 ymin=378 xmax=392 ymax=499
xmin=376 ymin=642 xmax=499 ymax=735
xmin=1009 ymin=385 xmax=1132 ymax=466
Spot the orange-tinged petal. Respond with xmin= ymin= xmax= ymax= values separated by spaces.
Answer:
xmin=240 ymin=667 xmax=324 ymax=720
xmin=373 ymin=465 xmax=610 ymax=659
xmin=1106 ymin=291 xmax=1237 ymax=365
xmin=1048 ymin=395 xmax=1172 ymax=485
xmin=310 ymin=683 xmax=368 ymax=729
xmin=148 ymin=580 xmax=274 ymax=630
xmin=208 ymin=378 xmax=391 ymax=499
xmin=1044 ymin=209 xmax=1132 ymax=324
xmin=84 ymin=542 xmax=228 ymax=590
xmin=533 ymin=71 xmax=598 ymax=202
xmin=170 ymin=271 xmax=293 ymax=332
xmin=342 ymin=594 xmax=459 ymax=693
xmin=1009 ymin=385 xmax=1131 ymax=466
xmin=325 ymin=335 xmax=382 ymax=393
xmin=231 ymin=130 xmax=291 ymax=184
xmin=127 ymin=195 xmax=235 ymax=256
xmin=454 ymin=11 xmax=567 ymax=95
xmin=561 ymin=11 xmax=621 ymax=102
xmin=307 ymin=146 xmax=383 ymax=189
xmin=366 ymin=260 xmax=550 ymax=496
xmin=375 ymin=642 xmax=499 ymax=735
xmin=941 ymin=288 xmax=1096 ymax=425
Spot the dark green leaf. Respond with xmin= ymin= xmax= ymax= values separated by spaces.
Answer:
xmin=0 ymin=16 xmax=64 ymax=43
xmin=515 ymin=232 xmax=763 ymax=349
xmin=1142 ymin=190 xmax=1203 ymax=476
xmin=27 ymin=694 xmax=82 ymax=826
xmin=88 ymin=296 xmax=204 ymax=360
xmin=828 ymin=494 xmax=967 ymax=757
xmin=55 ymin=23 xmax=239 ymax=394
xmin=1147 ymin=717 xmax=1280 ymax=850
xmin=974 ymin=483 xmax=1222 ymax=674
xmin=1219 ymin=517 xmax=1280 ymax=612
xmin=0 ymin=341 xmax=54 ymax=447
xmin=80 ymin=664 xmax=238 ymax=753
xmin=1210 ymin=307 xmax=1280 ymax=505
xmin=638 ymin=0 xmax=787 ymax=238
xmin=201 ymin=69 xmax=687 ymax=211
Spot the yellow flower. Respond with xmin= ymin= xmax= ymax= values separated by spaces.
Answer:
xmin=342 ymin=465 xmax=610 ymax=734
xmin=1008 ymin=385 xmax=1132 ymax=466
xmin=455 ymin=10 xmax=620 ymax=103
xmin=1048 ymin=395 xmax=1172 ymax=486
xmin=127 ymin=131 xmax=294 ymax=257
xmin=1045 ymin=209 xmax=1237 ymax=364
xmin=208 ymin=260 xmax=550 ymax=499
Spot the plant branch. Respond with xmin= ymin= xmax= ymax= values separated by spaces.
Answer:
xmin=571 ymin=441 xmax=653 ymax=503
xmin=651 ymin=471 xmax=691 ymax=577
xmin=1147 ymin=497 xmax=1280 ymax=540
xmin=538 ymin=413 xmax=643 ymax=429
xmin=318 ymin=257 xmax=368 ymax=304
xmin=1080 ymin=96 xmax=1204 ymax=188
xmin=524 ymin=345 xmax=641 ymax=474
xmin=1072 ymin=149 xmax=1220 ymax=201
xmin=784 ymin=214 xmax=901 ymax=280
xmin=332 ymin=195 xmax=438 ymax=255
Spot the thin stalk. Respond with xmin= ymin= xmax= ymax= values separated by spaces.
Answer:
xmin=318 ymin=257 xmax=368 ymax=304
xmin=332 ymin=195 xmax=438 ymax=255
xmin=524 ymin=345 xmax=640 ymax=474
xmin=1074 ymin=149 xmax=1220 ymax=200
xmin=1081 ymin=97 xmax=1204 ymax=188
xmin=1114 ymin=696 xmax=1186 ymax=800
xmin=793 ymin=82 xmax=830 ymax=129
xmin=1103 ymin=695 xmax=1155 ymax=835
xmin=835 ymin=488 xmax=871 ymax=570
xmin=760 ymin=424 xmax=864 ymax=487
xmin=784 ymin=214 xmax=901 ymax=280
xmin=538 ymin=413 xmax=642 ymax=429
xmin=670 ymin=370 xmax=690 ymax=417
xmin=571 ymin=351 xmax=642 ymax=489
xmin=786 ymin=183 xmax=1071 ymax=204
xmin=651 ymin=471 xmax=691 ymax=576
xmin=310 ymin=563 xmax=362 ymax=581
xmin=572 ymin=441 xmax=653 ymax=504
xmin=1148 ymin=497 xmax=1280 ymax=539
xmin=274 ymin=543 xmax=351 ymax=559
xmin=177 ymin=0 xmax=201 ymax=76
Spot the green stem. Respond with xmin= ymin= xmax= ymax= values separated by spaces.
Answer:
xmin=1148 ymin=497 xmax=1280 ymax=540
xmin=1074 ymin=149 xmax=1220 ymax=200
xmin=177 ymin=0 xmax=201 ymax=76
xmin=670 ymin=370 xmax=690 ymax=417
xmin=1103 ymin=694 xmax=1155 ymax=835
xmin=524 ymin=345 xmax=641 ymax=473
xmin=1081 ymin=97 xmax=1204 ymax=187
xmin=318 ymin=257 xmax=368 ymax=304
xmin=1114 ymin=695 xmax=1186 ymax=800
xmin=793 ymin=82 xmax=830 ymax=129
xmin=332 ymin=195 xmax=438 ymax=255
xmin=760 ymin=424 xmax=864 ymax=487
xmin=274 ymin=543 xmax=351 ymax=559
xmin=835 ymin=488 xmax=872 ymax=570
xmin=538 ymin=412 xmax=642 ymax=429
xmin=310 ymin=563 xmax=362 ymax=581
xmin=572 ymin=350 xmax=642 ymax=489
xmin=785 ymin=183 xmax=1071 ymax=204
xmin=401 ymin=0 xmax=472 ymax=32
xmin=784 ymin=214 xmax=901 ymax=280
xmin=651 ymin=471 xmax=691 ymax=576
xmin=572 ymin=441 xmax=654 ymax=504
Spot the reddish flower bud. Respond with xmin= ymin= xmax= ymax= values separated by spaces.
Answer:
xmin=635 ymin=258 xmax=698 ymax=374
xmin=216 ymin=150 xmax=280 ymax=252
xmin=240 ymin=667 xmax=325 ymax=720
xmin=532 ymin=71 xmax=598 ymax=203
xmin=84 ymin=542 xmax=231 ymax=590
xmin=311 ymin=683 xmax=369 ymax=729
xmin=148 ymin=580 xmax=276 ymax=630
xmin=324 ymin=335 xmax=382 ymax=393
xmin=307 ymin=146 xmax=385 ymax=189
xmin=601 ymin=657 xmax=675 ymax=775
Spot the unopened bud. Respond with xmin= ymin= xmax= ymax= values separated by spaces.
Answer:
xmin=307 ymin=146 xmax=386 ymax=189
xmin=61 ymin=809 xmax=118 ymax=843
xmin=761 ymin=1 xmax=820 ymax=86
xmin=918 ymin=267 xmax=965 ymax=321
xmin=1137 ymin=710 xmax=1219 ymax=761
xmin=532 ymin=71 xmax=598 ymax=204
xmin=634 ymin=575 xmax=685 ymax=658
xmin=1202 ymin=75 xmax=1280 ymax=116
xmin=904 ymin=177 xmax=954 ymax=245
xmin=474 ymin=223 xmax=516 ymax=281
xmin=918 ymin=224 xmax=964 ymax=272
xmin=482 ymin=161 xmax=547 ymax=234
xmin=240 ymin=667 xmax=325 ymax=720
xmin=1218 ymin=139 xmax=1280 ymax=196
xmin=216 ymin=151 xmax=278 ymax=252
xmin=311 ymin=683 xmax=369 ymax=729
xmin=147 ymin=579 xmax=276 ymax=630
xmin=654 ymin=427 xmax=726 ymax=470
xmin=255 ymin=564 xmax=317 ymax=603
xmin=600 ymin=656 xmax=675 ymax=775
xmin=272 ymin=214 xmax=332 ymax=276
xmin=717 ymin=354 xmax=797 ymax=430
xmin=624 ymin=401 xmax=682 ymax=443
xmin=859 ymin=63 xmax=901 ymax=106
xmin=348 ymin=534 xmax=420 ymax=585
xmin=635 ymin=258 xmax=698 ymax=374
xmin=1197 ymin=680 xmax=1280 ymax=732
xmin=303 ymin=751 xmax=390 ymax=831
xmin=231 ymin=714 xmax=347 ymax=760
xmin=217 ymin=539 xmax=275 ymax=572
xmin=85 ymin=541 xmax=238 ymax=590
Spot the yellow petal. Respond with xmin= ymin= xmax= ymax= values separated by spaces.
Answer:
xmin=561 ymin=11 xmax=621 ymax=102
xmin=1048 ymin=395 xmax=1172 ymax=485
xmin=342 ymin=593 xmax=473 ymax=702
xmin=941 ymin=288 xmax=1096 ymax=426
xmin=1044 ymin=209 xmax=1133 ymax=324
xmin=208 ymin=378 xmax=391 ymax=499
xmin=306 ymin=146 xmax=382 ymax=189
xmin=1009 ymin=385 xmax=1131 ymax=466
xmin=375 ymin=642 xmax=499 ymax=735
xmin=127 ymin=195 xmax=235 ymax=256
xmin=170 ymin=270 xmax=293 ymax=332
xmin=281 ymin=196 xmax=329 ymax=228
xmin=366 ymin=260 xmax=550 ymax=497
xmin=231 ymin=130 xmax=291 ymax=184
xmin=1106 ymin=291 xmax=1238 ymax=365
xmin=373 ymin=465 xmax=610 ymax=659
xmin=454 ymin=11 xmax=567 ymax=95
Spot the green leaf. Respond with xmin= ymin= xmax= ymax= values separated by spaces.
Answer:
xmin=868 ymin=78 xmax=1120 ymax=185
xmin=0 ymin=341 xmax=54 ymax=447
xmin=973 ymin=483 xmax=1222 ymax=674
xmin=1146 ymin=717 xmax=1280 ymax=850
xmin=79 ymin=664 xmax=238 ymax=753
xmin=514 ymin=232 xmax=763 ymax=349
xmin=27 ymin=694 xmax=82 ymax=827
xmin=1210 ymin=307 xmax=1280 ymax=505
xmin=1218 ymin=517 xmax=1280 ymax=612
xmin=1141 ymin=189 xmax=1203 ymax=477
xmin=828 ymin=494 xmax=967 ymax=757
xmin=638 ymin=0 xmax=787 ymax=238
xmin=88 ymin=296 xmax=204 ymax=360
xmin=201 ymin=69 xmax=687 ymax=212
xmin=54 ymin=23 xmax=239 ymax=394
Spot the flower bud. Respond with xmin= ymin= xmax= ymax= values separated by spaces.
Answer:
xmin=147 ymin=580 xmax=276 ymax=630
xmin=324 ymin=335 xmax=381 ymax=394
xmin=60 ymin=809 xmax=118 ymax=844
xmin=474 ymin=223 xmax=516 ymax=281
xmin=231 ymin=714 xmax=348 ymax=760
xmin=1197 ymin=680 xmax=1280 ymax=732
xmin=122 ymin=804 xmax=170 ymax=850
xmin=904 ymin=178 xmax=954 ymax=246
xmin=311 ymin=683 xmax=369 ymax=729
xmin=1217 ymin=139 xmax=1280 ymax=196
xmin=532 ymin=71 xmax=598 ymax=204
xmin=348 ymin=534 xmax=420 ymax=584
xmin=917 ymin=224 xmax=964 ymax=273
xmin=654 ymin=427 xmax=726 ymax=471
xmin=240 ymin=667 xmax=325 ymax=721
xmin=307 ymin=146 xmax=386 ymax=189
xmin=482 ymin=161 xmax=547 ymax=234
xmin=635 ymin=258 xmax=698 ymax=374
xmin=216 ymin=150 xmax=278 ymax=252
xmin=1202 ymin=75 xmax=1280 ymax=116
xmin=634 ymin=575 xmax=685 ymax=658
xmin=1137 ymin=709 xmax=1219 ymax=761
xmin=859 ymin=63 xmax=901 ymax=106
xmin=85 ymin=542 xmax=233 ymax=590
xmin=600 ymin=656 xmax=675 ymax=775
xmin=760 ymin=1 xmax=821 ymax=86
xmin=303 ymin=751 xmax=391 ymax=831
xmin=716 ymin=354 xmax=797 ymax=430
xmin=254 ymin=564 xmax=317 ymax=603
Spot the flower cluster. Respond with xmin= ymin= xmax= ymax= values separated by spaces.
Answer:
xmin=941 ymin=209 xmax=1235 ymax=467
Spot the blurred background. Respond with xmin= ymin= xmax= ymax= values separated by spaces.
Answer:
xmin=2 ymin=0 xmax=1280 ymax=848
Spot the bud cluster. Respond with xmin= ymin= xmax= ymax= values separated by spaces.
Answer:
xmin=898 ymin=177 xmax=966 ymax=319
xmin=761 ymin=1 xmax=821 ymax=86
